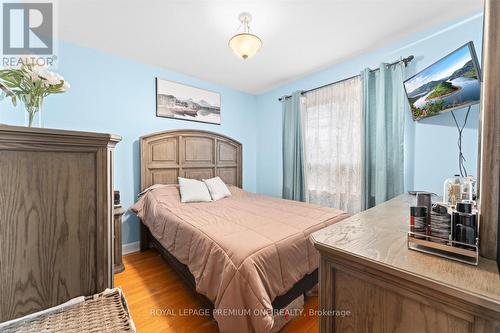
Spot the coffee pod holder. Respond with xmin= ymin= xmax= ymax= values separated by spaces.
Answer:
xmin=407 ymin=231 xmax=479 ymax=265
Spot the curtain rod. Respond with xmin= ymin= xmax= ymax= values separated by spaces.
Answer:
xmin=278 ymin=55 xmax=414 ymax=101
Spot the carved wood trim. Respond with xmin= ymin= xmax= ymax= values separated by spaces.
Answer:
xmin=0 ymin=124 xmax=121 ymax=148
xmin=140 ymin=129 xmax=242 ymax=190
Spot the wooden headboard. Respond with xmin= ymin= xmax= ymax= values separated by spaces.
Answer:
xmin=140 ymin=130 xmax=242 ymax=191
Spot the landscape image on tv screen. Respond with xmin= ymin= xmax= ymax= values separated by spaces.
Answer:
xmin=404 ymin=42 xmax=481 ymax=121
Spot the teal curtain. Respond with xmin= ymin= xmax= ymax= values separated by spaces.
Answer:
xmin=361 ymin=63 xmax=405 ymax=209
xmin=282 ymin=91 xmax=305 ymax=201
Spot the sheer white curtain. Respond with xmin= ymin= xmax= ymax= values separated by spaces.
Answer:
xmin=303 ymin=77 xmax=363 ymax=213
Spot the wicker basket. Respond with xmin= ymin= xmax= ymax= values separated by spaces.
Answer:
xmin=0 ymin=288 xmax=136 ymax=333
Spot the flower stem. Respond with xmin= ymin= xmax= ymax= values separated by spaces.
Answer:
xmin=28 ymin=111 xmax=34 ymax=127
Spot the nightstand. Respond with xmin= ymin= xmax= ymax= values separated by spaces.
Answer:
xmin=114 ymin=205 xmax=126 ymax=273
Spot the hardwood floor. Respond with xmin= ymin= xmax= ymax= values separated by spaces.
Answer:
xmin=114 ymin=249 xmax=319 ymax=333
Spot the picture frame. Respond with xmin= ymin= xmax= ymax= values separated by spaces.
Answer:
xmin=156 ymin=78 xmax=221 ymax=125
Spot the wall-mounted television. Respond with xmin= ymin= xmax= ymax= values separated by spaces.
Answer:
xmin=403 ymin=41 xmax=481 ymax=121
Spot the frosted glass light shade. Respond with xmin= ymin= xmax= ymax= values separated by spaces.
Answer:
xmin=229 ymin=33 xmax=262 ymax=60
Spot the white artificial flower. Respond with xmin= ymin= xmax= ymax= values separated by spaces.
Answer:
xmin=30 ymin=72 xmax=42 ymax=82
xmin=47 ymin=76 xmax=62 ymax=86
xmin=32 ymin=66 xmax=51 ymax=79
xmin=29 ymin=66 xmax=65 ymax=86
xmin=36 ymin=69 xmax=61 ymax=86
xmin=25 ymin=68 xmax=42 ymax=82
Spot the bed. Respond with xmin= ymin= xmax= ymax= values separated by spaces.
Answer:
xmin=133 ymin=130 xmax=348 ymax=333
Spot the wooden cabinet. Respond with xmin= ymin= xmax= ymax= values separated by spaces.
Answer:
xmin=0 ymin=125 xmax=120 ymax=323
xmin=312 ymin=195 xmax=500 ymax=333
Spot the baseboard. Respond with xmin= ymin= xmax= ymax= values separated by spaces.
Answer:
xmin=122 ymin=241 xmax=140 ymax=255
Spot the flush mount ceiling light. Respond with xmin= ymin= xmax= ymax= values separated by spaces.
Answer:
xmin=229 ymin=12 xmax=262 ymax=60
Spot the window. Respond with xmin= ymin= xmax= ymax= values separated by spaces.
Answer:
xmin=303 ymin=76 xmax=362 ymax=213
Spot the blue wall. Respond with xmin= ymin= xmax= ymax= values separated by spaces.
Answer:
xmin=0 ymin=12 xmax=484 ymax=246
xmin=0 ymin=42 xmax=258 ymax=245
xmin=255 ymin=13 xmax=483 ymax=197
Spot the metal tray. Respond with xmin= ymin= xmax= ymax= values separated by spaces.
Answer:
xmin=407 ymin=231 xmax=478 ymax=265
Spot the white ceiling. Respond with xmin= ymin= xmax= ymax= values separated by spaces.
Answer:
xmin=58 ymin=0 xmax=483 ymax=94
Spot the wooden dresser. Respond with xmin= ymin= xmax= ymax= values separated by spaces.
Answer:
xmin=312 ymin=195 xmax=500 ymax=333
xmin=0 ymin=125 xmax=121 ymax=323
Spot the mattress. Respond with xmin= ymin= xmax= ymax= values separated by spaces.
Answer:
xmin=131 ymin=185 xmax=348 ymax=333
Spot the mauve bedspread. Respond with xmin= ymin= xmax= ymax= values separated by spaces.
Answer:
xmin=131 ymin=186 xmax=348 ymax=333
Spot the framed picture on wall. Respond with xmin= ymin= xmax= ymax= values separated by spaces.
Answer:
xmin=156 ymin=78 xmax=221 ymax=125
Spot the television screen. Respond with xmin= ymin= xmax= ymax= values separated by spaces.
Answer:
xmin=404 ymin=42 xmax=481 ymax=121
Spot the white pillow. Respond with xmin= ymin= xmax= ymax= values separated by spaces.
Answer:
xmin=178 ymin=177 xmax=212 ymax=203
xmin=203 ymin=177 xmax=231 ymax=201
